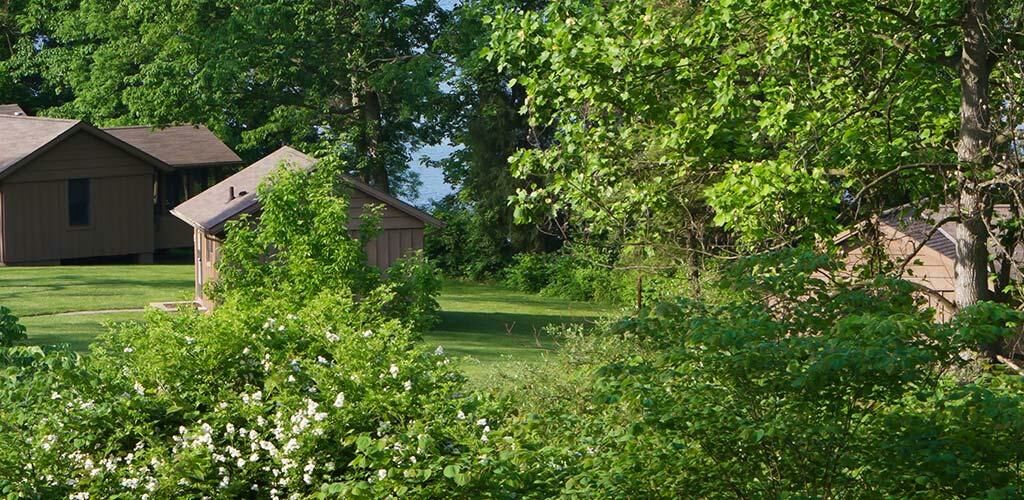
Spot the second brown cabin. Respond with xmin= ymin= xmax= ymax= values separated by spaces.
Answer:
xmin=170 ymin=146 xmax=443 ymax=309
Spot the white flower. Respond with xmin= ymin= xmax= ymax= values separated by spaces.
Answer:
xmin=226 ymin=423 xmax=236 ymax=434
xmin=434 ymin=345 xmax=445 ymax=356
xmin=403 ymin=380 xmax=413 ymax=392
xmin=123 ymin=346 xmax=134 ymax=353
xmin=456 ymin=410 xmax=465 ymax=420
xmin=236 ymin=458 xmax=246 ymax=468
xmin=243 ymin=347 xmax=251 ymax=355
xmin=325 ymin=330 xmax=339 ymax=342
xmin=389 ymin=364 xmax=399 ymax=378
xmin=377 ymin=469 xmax=388 ymax=480
xmin=70 ymin=493 xmax=89 ymax=500
xmin=50 ymin=392 xmax=61 ymax=400
xmin=362 ymin=330 xmax=374 ymax=338
xmin=476 ymin=418 xmax=487 ymax=427
xmin=333 ymin=392 xmax=345 ymax=408
xmin=278 ymin=325 xmax=285 ymax=332
xmin=317 ymin=356 xmax=329 ymax=365
xmin=185 ymin=336 xmax=195 ymax=344
xmin=133 ymin=382 xmax=145 ymax=395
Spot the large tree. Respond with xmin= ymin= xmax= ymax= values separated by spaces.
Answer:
xmin=434 ymin=0 xmax=560 ymax=256
xmin=488 ymin=0 xmax=1024 ymax=313
xmin=15 ymin=0 xmax=449 ymax=196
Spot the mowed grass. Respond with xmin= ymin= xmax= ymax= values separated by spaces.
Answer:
xmin=2 ymin=265 xmax=611 ymax=379
xmin=426 ymin=281 xmax=612 ymax=380
xmin=0 ymin=265 xmax=195 ymax=316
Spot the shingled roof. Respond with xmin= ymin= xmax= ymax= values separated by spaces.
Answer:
xmin=171 ymin=146 xmax=315 ymax=232
xmin=103 ymin=125 xmax=242 ymax=168
xmin=0 ymin=104 xmax=26 ymax=116
xmin=0 ymin=115 xmax=171 ymax=180
xmin=171 ymin=145 xmax=443 ymax=233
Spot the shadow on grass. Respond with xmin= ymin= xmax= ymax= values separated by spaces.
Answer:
xmin=436 ymin=310 xmax=599 ymax=336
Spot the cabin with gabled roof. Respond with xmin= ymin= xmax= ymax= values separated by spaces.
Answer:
xmin=171 ymin=146 xmax=443 ymax=308
xmin=0 ymin=106 xmax=242 ymax=264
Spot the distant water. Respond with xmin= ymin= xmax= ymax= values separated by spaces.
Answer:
xmin=408 ymin=143 xmax=458 ymax=206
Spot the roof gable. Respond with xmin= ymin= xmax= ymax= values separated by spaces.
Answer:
xmin=170 ymin=145 xmax=443 ymax=232
xmin=0 ymin=116 xmax=172 ymax=180
xmin=103 ymin=125 xmax=242 ymax=168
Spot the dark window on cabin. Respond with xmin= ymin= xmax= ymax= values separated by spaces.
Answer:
xmin=68 ymin=178 xmax=91 ymax=227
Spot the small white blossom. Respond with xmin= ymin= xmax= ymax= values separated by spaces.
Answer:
xmin=362 ymin=330 xmax=374 ymax=338
xmin=434 ymin=345 xmax=445 ymax=356
xmin=389 ymin=364 xmax=399 ymax=378
xmin=377 ymin=469 xmax=388 ymax=480
xmin=325 ymin=330 xmax=339 ymax=342
xmin=403 ymin=380 xmax=413 ymax=392
xmin=333 ymin=392 xmax=345 ymax=408
xmin=123 ymin=347 xmax=134 ymax=353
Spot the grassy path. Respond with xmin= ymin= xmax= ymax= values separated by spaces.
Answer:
xmin=3 ymin=265 xmax=612 ymax=379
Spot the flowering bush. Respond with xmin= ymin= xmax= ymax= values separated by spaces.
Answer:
xmin=0 ymin=289 xmax=496 ymax=498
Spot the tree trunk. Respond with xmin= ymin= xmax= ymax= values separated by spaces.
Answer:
xmin=686 ymin=227 xmax=702 ymax=299
xmin=954 ymin=0 xmax=992 ymax=312
xmin=362 ymin=91 xmax=390 ymax=194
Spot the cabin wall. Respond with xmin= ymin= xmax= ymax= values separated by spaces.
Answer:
xmin=840 ymin=226 xmax=957 ymax=322
xmin=195 ymin=228 xmax=222 ymax=309
xmin=347 ymin=189 xmax=426 ymax=269
xmin=0 ymin=131 xmax=155 ymax=264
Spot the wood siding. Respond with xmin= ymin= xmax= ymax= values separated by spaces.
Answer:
xmin=0 ymin=131 xmax=156 ymax=264
xmin=195 ymin=228 xmax=222 ymax=309
xmin=347 ymin=189 xmax=426 ymax=268
xmin=155 ymin=214 xmax=195 ymax=250
xmin=840 ymin=223 xmax=957 ymax=322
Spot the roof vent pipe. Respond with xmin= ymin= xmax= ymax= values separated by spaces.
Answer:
xmin=229 ymin=186 xmax=235 ymax=201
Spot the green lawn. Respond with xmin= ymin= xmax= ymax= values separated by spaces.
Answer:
xmin=0 ymin=265 xmax=194 ymax=316
xmin=3 ymin=265 xmax=611 ymax=379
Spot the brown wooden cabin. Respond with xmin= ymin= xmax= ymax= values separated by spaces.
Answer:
xmin=0 ymin=107 xmax=241 ymax=265
xmin=834 ymin=205 xmax=1020 ymax=322
xmin=170 ymin=146 xmax=443 ymax=309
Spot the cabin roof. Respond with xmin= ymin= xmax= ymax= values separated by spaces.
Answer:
xmin=103 ymin=125 xmax=243 ymax=168
xmin=0 ymin=104 xmax=26 ymax=116
xmin=0 ymin=115 xmax=172 ymax=180
xmin=171 ymin=145 xmax=443 ymax=233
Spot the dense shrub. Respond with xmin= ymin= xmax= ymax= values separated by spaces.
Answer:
xmin=424 ymin=196 xmax=512 ymax=280
xmin=503 ymin=250 xmax=697 ymax=306
xmin=470 ymin=250 xmax=1024 ymax=497
xmin=215 ymin=159 xmax=441 ymax=328
xmin=501 ymin=253 xmax=553 ymax=293
xmin=0 ymin=306 xmax=26 ymax=346
xmin=383 ymin=251 xmax=443 ymax=330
